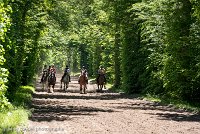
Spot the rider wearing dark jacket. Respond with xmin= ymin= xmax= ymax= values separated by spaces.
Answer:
xmin=97 ymin=66 xmax=106 ymax=89
xmin=40 ymin=65 xmax=48 ymax=83
xmin=61 ymin=65 xmax=71 ymax=82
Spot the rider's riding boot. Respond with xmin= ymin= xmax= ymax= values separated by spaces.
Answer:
xmin=69 ymin=76 xmax=71 ymax=82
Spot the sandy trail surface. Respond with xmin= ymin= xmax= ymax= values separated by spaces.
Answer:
xmin=25 ymin=74 xmax=200 ymax=134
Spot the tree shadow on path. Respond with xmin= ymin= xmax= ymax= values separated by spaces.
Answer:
xmin=113 ymin=101 xmax=200 ymax=122
xmin=30 ymin=98 xmax=114 ymax=122
xmin=32 ymin=92 xmax=140 ymax=100
xmin=33 ymin=75 xmax=200 ymax=123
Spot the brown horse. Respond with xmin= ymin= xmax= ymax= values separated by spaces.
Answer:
xmin=79 ymin=71 xmax=87 ymax=94
xmin=48 ymin=71 xmax=56 ymax=93
xmin=97 ymin=74 xmax=105 ymax=92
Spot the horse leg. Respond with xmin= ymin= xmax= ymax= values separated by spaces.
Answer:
xmin=49 ymin=85 xmax=52 ymax=93
xmin=45 ymin=81 xmax=47 ymax=91
xmin=60 ymin=81 xmax=62 ymax=89
xmin=42 ymin=83 xmax=44 ymax=91
xmin=47 ymin=84 xmax=51 ymax=93
xmin=100 ymin=84 xmax=103 ymax=92
xmin=80 ymin=84 xmax=82 ymax=94
xmin=49 ymin=84 xmax=52 ymax=93
xmin=66 ymin=82 xmax=68 ymax=89
xmin=43 ymin=83 xmax=46 ymax=91
xmin=97 ymin=84 xmax=99 ymax=92
xmin=52 ymin=85 xmax=54 ymax=93
xmin=64 ymin=83 xmax=67 ymax=91
xmin=66 ymin=82 xmax=68 ymax=88
xmin=84 ymin=84 xmax=86 ymax=94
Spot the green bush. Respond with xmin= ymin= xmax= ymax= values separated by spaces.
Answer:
xmin=13 ymin=86 xmax=35 ymax=107
xmin=0 ymin=108 xmax=30 ymax=134
xmin=0 ymin=86 xmax=34 ymax=134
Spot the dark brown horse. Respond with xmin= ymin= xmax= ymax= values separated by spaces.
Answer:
xmin=79 ymin=71 xmax=87 ymax=94
xmin=41 ymin=71 xmax=48 ymax=91
xmin=97 ymin=74 xmax=105 ymax=92
xmin=48 ymin=71 xmax=56 ymax=93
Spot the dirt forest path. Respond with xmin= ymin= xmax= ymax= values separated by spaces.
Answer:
xmin=26 ymin=74 xmax=200 ymax=134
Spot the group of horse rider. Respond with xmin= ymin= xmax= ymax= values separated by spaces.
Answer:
xmin=40 ymin=65 xmax=56 ymax=83
xmin=40 ymin=64 xmax=107 ymax=86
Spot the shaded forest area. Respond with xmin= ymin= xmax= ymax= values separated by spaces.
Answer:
xmin=1 ymin=0 xmax=200 ymax=112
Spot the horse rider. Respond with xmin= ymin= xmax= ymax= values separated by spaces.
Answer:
xmin=78 ymin=66 xmax=88 ymax=84
xmin=50 ymin=65 xmax=56 ymax=73
xmin=49 ymin=65 xmax=56 ymax=81
xmin=61 ymin=65 xmax=71 ymax=82
xmin=47 ymin=65 xmax=51 ymax=75
xmin=97 ymin=65 xmax=106 ymax=88
xmin=40 ymin=65 xmax=48 ymax=83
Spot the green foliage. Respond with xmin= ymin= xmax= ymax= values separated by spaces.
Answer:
xmin=0 ymin=5 xmax=49 ymax=132
xmin=144 ymin=94 xmax=200 ymax=113
xmin=128 ymin=0 xmax=200 ymax=102
xmin=0 ymin=108 xmax=29 ymax=134
xmin=0 ymin=44 xmax=11 ymax=111
xmin=38 ymin=0 xmax=116 ymax=80
xmin=13 ymin=86 xmax=34 ymax=107
xmin=130 ymin=0 xmax=167 ymax=94
xmin=1 ymin=0 xmax=49 ymax=101
xmin=0 ymin=3 xmax=12 ymax=111
xmin=117 ymin=0 xmax=143 ymax=92
xmin=1 ymin=0 xmax=200 ymax=113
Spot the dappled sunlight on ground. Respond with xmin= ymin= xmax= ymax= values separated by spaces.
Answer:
xmin=26 ymin=74 xmax=200 ymax=134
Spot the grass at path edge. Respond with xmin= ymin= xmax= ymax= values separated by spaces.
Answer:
xmin=0 ymin=86 xmax=34 ymax=134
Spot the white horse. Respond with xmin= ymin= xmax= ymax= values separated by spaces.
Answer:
xmin=60 ymin=73 xmax=70 ymax=92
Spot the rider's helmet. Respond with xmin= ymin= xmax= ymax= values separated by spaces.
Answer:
xmin=100 ymin=65 xmax=103 ymax=69
xmin=82 ymin=66 xmax=85 ymax=69
xmin=66 ymin=65 xmax=69 ymax=68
